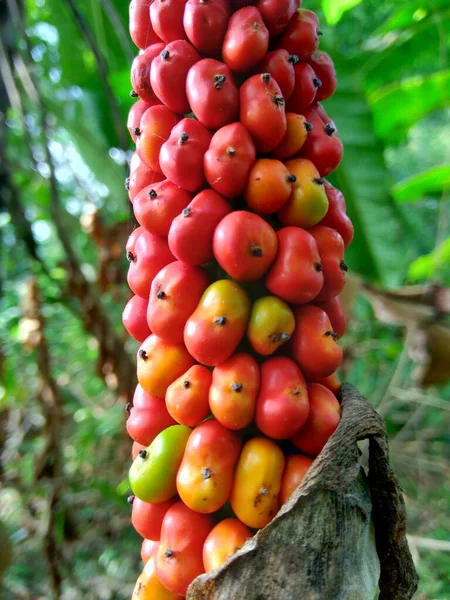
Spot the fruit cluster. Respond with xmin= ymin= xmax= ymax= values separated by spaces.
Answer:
xmin=123 ymin=0 xmax=354 ymax=597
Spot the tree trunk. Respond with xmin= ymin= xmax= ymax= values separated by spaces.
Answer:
xmin=188 ymin=384 xmax=419 ymax=600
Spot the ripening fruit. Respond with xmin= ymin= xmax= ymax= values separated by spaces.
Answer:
xmin=278 ymin=9 xmax=319 ymax=60
xmin=290 ymin=383 xmax=341 ymax=456
xmin=272 ymin=113 xmax=311 ymax=160
xmin=313 ymin=295 xmax=346 ymax=339
xmin=131 ymin=497 xmax=175 ymax=540
xmin=244 ymin=159 xmax=294 ymax=215
xmin=309 ymin=226 xmax=347 ymax=301
xmin=213 ymin=211 xmax=278 ymax=282
xmin=133 ymin=181 xmax=192 ymax=237
xmin=184 ymin=280 xmax=251 ymax=366
xmin=137 ymin=105 xmax=180 ymax=173
xmin=316 ymin=373 xmax=341 ymax=396
xmin=209 ymin=353 xmax=260 ymax=430
xmin=165 ymin=365 xmax=212 ymax=427
xmin=255 ymin=357 xmax=309 ymax=439
xmin=129 ymin=0 xmax=161 ymax=50
xmin=300 ymin=109 xmax=343 ymax=176
xmin=308 ymin=51 xmax=337 ymax=102
xmin=127 ymin=385 xmax=177 ymax=446
xmin=129 ymin=425 xmax=191 ymax=503
xmin=159 ymin=118 xmax=212 ymax=193
xmin=290 ymin=305 xmax=343 ymax=380
xmin=150 ymin=40 xmax=201 ymax=114
xmin=256 ymin=0 xmax=300 ymax=38
xmin=287 ymin=63 xmax=321 ymax=113
xmin=257 ymin=49 xmax=296 ymax=100
xmin=279 ymin=454 xmax=313 ymax=504
xmin=128 ymin=100 xmax=154 ymax=142
xmin=126 ymin=229 xmax=174 ymax=299
xmin=222 ymin=7 xmax=269 ymax=73
xmin=150 ymin=0 xmax=187 ymax=43
xmin=203 ymin=518 xmax=252 ymax=572
xmin=168 ymin=189 xmax=231 ymax=265
xmin=230 ymin=437 xmax=285 ymax=529
xmin=132 ymin=556 xmax=179 ymax=600
xmin=319 ymin=182 xmax=354 ymax=249
xmin=247 ymin=296 xmax=295 ymax=356
xmin=137 ymin=334 xmax=195 ymax=398
xmin=266 ymin=227 xmax=324 ymax=304
xmin=128 ymin=155 xmax=165 ymax=202
xmin=141 ymin=539 xmax=159 ymax=564
xmin=176 ymin=420 xmax=242 ymax=513
xmin=183 ymin=0 xmax=230 ymax=57
xmin=186 ymin=59 xmax=239 ymax=130
xmin=240 ymin=73 xmax=287 ymax=153
xmin=122 ymin=295 xmax=152 ymax=343
xmin=204 ymin=122 xmax=256 ymax=198
xmin=277 ymin=158 xmax=329 ymax=228
xmin=147 ymin=261 xmax=209 ymax=343
xmin=156 ymin=502 xmax=214 ymax=596
xmin=131 ymin=44 xmax=165 ymax=103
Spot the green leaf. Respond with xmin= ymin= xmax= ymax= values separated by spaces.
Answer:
xmin=393 ymin=165 xmax=450 ymax=202
xmin=408 ymin=237 xmax=450 ymax=281
xmin=321 ymin=0 xmax=363 ymax=25
xmin=325 ymin=61 xmax=412 ymax=286
xmin=369 ymin=71 xmax=450 ymax=143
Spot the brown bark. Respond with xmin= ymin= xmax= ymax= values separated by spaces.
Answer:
xmin=188 ymin=384 xmax=419 ymax=600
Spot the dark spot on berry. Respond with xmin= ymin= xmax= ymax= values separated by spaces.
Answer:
xmin=127 ymin=495 xmax=135 ymax=505
xmin=288 ymin=54 xmax=299 ymax=64
xmin=226 ymin=146 xmax=236 ymax=156
xmin=214 ymin=74 xmax=226 ymax=89
xmin=139 ymin=450 xmax=148 ymax=459
xmin=183 ymin=208 xmax=191 ymax=217
xmin=179 ymin=132 xmax=189 ymax=144
xmin=305 ymin=121 xmax=313 ymax=132
xmin=231 ymin=382 xmax=243 ymax=392
xmin=126 ymin=251 xmax=136 ymax=263
xmin=161 ymin=50 xmax=170 ymax=60
xmin=252 ymin=21 xmax=260 ymax=30
xmin=133 ymin=126 xmax=141 ymax=136
xmin=214 ymin=316 xmax=227 ymax=326
xmin=130 ymin=90 xmax=138 ymax=98
xmin=340 ymin=260 xmax=348 ymax=272
xmin=139 ymin=349 xmax=148 ymax=361
xmin=313 ymin=78 xmax=322 ymax=88
xmin=251 ymin=245 xmax=263 ymax=257
xmin=287 ymin=174 xmax=297 ymax=183
xmin=324 ymin=123 xmax=336 ymax=136
xmin=156 ymin=290 xmax=166 ymax=300
xmin=274 ymin=95 xmax=285 ymax=107
xmin=318 ymin=30 xmax=323 ymax=36
xmin=314 ymin=263 xmax=323 ymax=272
xmin=313 ymin=177 xmax=325 ymax=185
xmin=124 ymin=403 xmax=132 ymax=414
xmin=261 ymin=73 xmax=271 ymax=84
xmin=324 ymin=331 xmax=333 ymax=337
xmin=183 ymin=380 xmax=191 ymax=389
xmin=165 ymin=549 xmax=175 ymax=558
xmin=292 ymin=387 xmax=302 ymax=395
xmin=125 ymin=177 xmax=130 ymax=190
xmin=148 ymin=189 xmax=157 ymax=199
xmin=202 ymin=467 xmax=212 ymax=480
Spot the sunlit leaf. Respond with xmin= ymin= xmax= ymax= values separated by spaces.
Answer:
xmin=393 ymin=165 xmax=450 ymax=202
xmin=321 ymin=0 xmax=363 ymax=25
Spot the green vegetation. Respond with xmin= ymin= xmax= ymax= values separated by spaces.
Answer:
xmin=0 ymin=0 xmax=449 ymax=598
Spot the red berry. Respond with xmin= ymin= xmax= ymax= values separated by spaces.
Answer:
xmin=122 ymin=295 xmax=152 ymax=342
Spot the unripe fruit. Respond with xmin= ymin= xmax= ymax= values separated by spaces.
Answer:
xmin=222 ymin=7 xmax=269 ymax=73
xmin=183 ymin=0 xmax=230 ymax=57
xmin=131 ymin=44 xmax=165 ymax=103
xmin=316 ymin=373 xmax=341 ymax=396
xmin=203 ymin=519 xmax=251 ymax=572
xmin=290 ymin=305 xmax=343 ymax=380
xmin=272 ymin=113 xmax=311 ymax=160
xmin=122 ymin=295 xmax=152 ymax=342
xmin=150 ymin=40 xmax=201 ymax=114
xmin=240 ymin=73 xmax=287 ymax=153
xmin=266 ymin=227 xmax=324 ymax=304
xmin=165 ymin=364 xmax=212 ymax=426
xmin=137 ymin=334 xmax=195 ymax=398
xmin=168 ymin=189 xmax=231 ymax=265
xmin=133 ymin=181 xmax=192 ymax=237
xmin=186 ymin=59 xmax=239 ymax=130
xmin=280 ymin=454 xmax=313 ymax=504
xmin=159 ymin=118 xmax=212 ymax=192
xmin=184 ymin=280 xmax=251 ymax=366
xmin=244 ymin=158 xmax=294 ymax=214
xmin=247 ymin=296 xmax=295 ymax=356
xmin=204 ymin=122 xmax=256 ymax=198
xmin=132 ymin=556 xmax=179 ymax=600
xmin=290 ymin=383 xmax=341 ymax=456
xmin=213 ymin=211 xmax=278 ymax=282
xmin=256 ymin=356 xmax=309 ymax=439
xmin=209 ymin=353 xmax=260 ymax=430
xmin=147 ymin=261 xmax=209 ymax=343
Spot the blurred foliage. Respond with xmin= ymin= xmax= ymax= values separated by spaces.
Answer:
xmin=0 ymin=0 xmax=449 ymax=598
